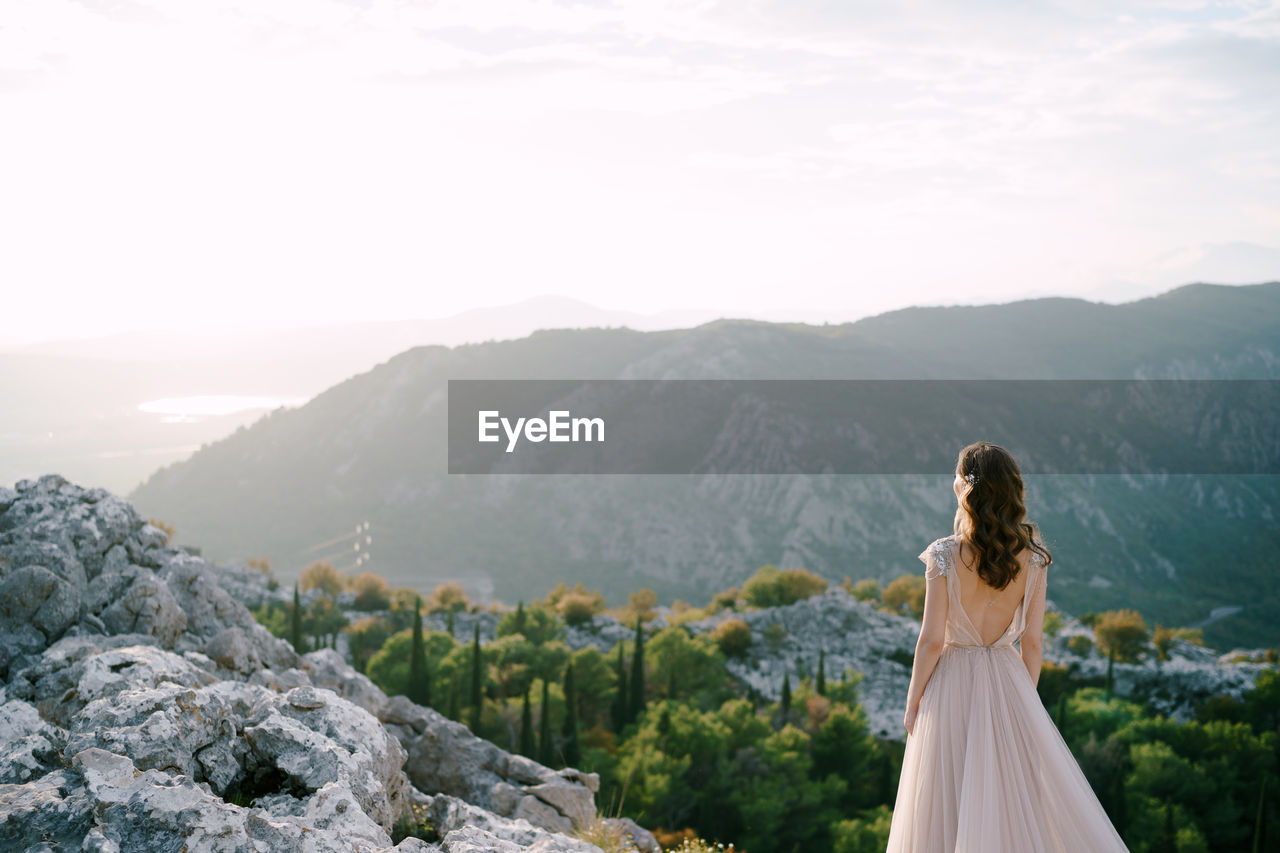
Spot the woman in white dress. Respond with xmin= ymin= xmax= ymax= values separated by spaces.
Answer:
xmin=886 ymin=441 xmax=1128 ymax=852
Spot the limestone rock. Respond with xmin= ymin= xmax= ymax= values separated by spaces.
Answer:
xmin=0 ymin=565 xmax=80 ymax=643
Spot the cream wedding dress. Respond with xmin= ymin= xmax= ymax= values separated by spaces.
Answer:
xmin=885 ymin=534 xmax=1128 ymax=852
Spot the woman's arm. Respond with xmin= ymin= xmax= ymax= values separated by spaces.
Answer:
xmin=1020 ymin=568 xmax=1049 ymax=687
xmin=904 ymin=572 xmax=948 ymax=734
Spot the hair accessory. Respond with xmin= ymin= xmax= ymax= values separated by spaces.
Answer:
xmin=964 ymin=472 xmax=979 ymax=486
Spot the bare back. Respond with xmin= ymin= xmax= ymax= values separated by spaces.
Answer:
xmin=953 ymin=538 xmax=1036 ymax=646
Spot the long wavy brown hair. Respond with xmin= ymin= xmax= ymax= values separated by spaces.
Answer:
xmin=953 ymin=441 xmax=1052 ymax=590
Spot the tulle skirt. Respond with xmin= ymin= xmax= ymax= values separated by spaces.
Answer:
xmin=886 ymin=643 xmax=1129 ymax=852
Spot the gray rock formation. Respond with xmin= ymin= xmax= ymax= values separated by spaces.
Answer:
xmin=0 ymin=474 xmax=627 ymax=852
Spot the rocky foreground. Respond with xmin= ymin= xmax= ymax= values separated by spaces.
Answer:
xmin=0 ymin=475 xmax=657 ymax=853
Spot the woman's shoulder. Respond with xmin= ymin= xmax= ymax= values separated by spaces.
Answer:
xmin=919 ymin=533 xmax=955 ymax=555
xmin=917 ymin=534 xmax=957 ymax=576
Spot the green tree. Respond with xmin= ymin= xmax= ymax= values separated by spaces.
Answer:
xmin=812 ymin=703 xmax=879 ymax=808
xmin=831 ymin=805 xmax=894 ymax=853
xmin=612 ymin=643 xmax=628 ymax=732
xmin=647 ymin=626 xmax=732 ymax=710
xmin=469 ymin=622 xmax=483 ymax=731
xmin=447 ymin=672 xmax=461 ymax=721
xmin=538 ymin=678 xmax=553 ymax=766
xmin=562 ymin=661 xmax=581 ymax=767
xmin=780 ymin=671 xmax=792 ymax=723
xmin=497 ymin=602 xmax=563 ymax=645
xmin=729 ymin=724 xmax=847 ymax=853
xmin=817 ymin=647 xmax=827 ymax=696
xmin=629 ymin=617 xmax=646 ymax=723
xmin=344 ymin=615 xmax=391 ymax=674
xmin=520 ymin=687 xmax=535 ymax=757
xmin=409 ymin=595 xmax=431 ymax=707
xmin=1094 ymin=609 xmax=1150 ymax=663
xmin=290 ymin=583 xmax=304 ymax=653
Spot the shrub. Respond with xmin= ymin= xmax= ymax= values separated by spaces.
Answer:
xmin=831 ymin=805 xmax=893 ymax=853
xmin=429 ymin=581 xmax=470 ymax=613
xmin=559 ymin=593 xmax=603 ymax=626
xmin=712 ymin=618 xmax=753 ymax=658
xmin=1152 ymin=624 xmax=1205 ymax=661
xmin=625 ymin=588 xmax=659 ymax=623
xmin=300 ymin=561 xmax=345 ymax=598
xmin=1094 ymin=609 xmax=1150 ymax=663
xmin=742 ymin=565 xmax=828 ymax=608
xmin=1066 ymin=634 xmax=1094 ymax=657
xmin=849 ymin=579 xmax=882 ymax=603
xmin=1042 ymin=609 xmax=1065 ymax=638
xmin=351 ymin=571 xmax=392 ymax=611
xmin=710 ymin=587 xmax=741 ymax=612
xmin=882 ymin=575 xmax=926 ymax=619
xmin=147 ymin=517 xmax=176 ymax=544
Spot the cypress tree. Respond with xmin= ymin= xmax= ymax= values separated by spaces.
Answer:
xmin=447 ymin=608 xmax=455 ymax=638
xmin=629 ymin=617 xmax=646 ymax=722
xmin=409 ymin=595 xmax=430 ymax=706
xmin=1105 ymin=647 xmax=1116 ymax=698
xmin=1253 ymin=775 xmax=1267 ymax=853
xmin=290 ymin=584 xmax=304 ymax=653
xmin=817 ymin=648 xmax=827 ymax=696
xmin=538 ymin=678 xmax=553 ymax=766
xmin=780 ymin=671 xmax=792 ymax=720
xmin=612 ymin=644 xmax=628 ymax=732
xmin=562 ymin=661 xmax=581 ymax=767
xmin=514 ymin=600 xmax=527 ymax=636
xmin=520 ymin=686 xmax=535 ymax=758
xmin=1055 ymin=694 xmax=1067 ymax=731
xmin=469 ymin=622 xmax=483 ymax=732
xmin=1111 ymin=766 xmax=1128 ymax=839
xmin=447 ymin=672 xmax=460 ymax=721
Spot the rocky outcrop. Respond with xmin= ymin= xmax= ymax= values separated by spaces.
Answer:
xmin=0 ymin=475 xmax=625 ymax=852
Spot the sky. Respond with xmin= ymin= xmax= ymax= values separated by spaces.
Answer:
xmin=1 ymin=0 xmax=1278 ymax=345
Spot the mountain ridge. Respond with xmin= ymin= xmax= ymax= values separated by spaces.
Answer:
xmin=128 ymin=282 xmax=1280 ymax=648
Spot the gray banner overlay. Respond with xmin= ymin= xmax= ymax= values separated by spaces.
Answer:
xmin=447 ymin=379 xmax=1280 ymax=475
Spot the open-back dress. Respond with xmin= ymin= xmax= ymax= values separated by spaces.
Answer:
xmin=885 ymin=534 xmax=1129 ymax=852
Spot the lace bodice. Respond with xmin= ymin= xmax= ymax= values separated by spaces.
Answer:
xmin=918 ymin=535 xmax=1047 ymax=648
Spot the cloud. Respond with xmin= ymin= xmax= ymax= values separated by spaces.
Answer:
xmin=0 ymin=0 xmax=1276 ymax=340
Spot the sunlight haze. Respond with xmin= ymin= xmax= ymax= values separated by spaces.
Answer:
xmin=1 ymin=0 xmax=1278 ymax=344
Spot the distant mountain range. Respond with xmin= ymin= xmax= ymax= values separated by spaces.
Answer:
xmin=128 ymin=282 xmax=1280 ymax=649
xmin=0 ymin=296 xmax=727 ymax=493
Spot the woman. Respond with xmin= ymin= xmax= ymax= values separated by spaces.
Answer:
xmin=886 ymin=441 xmax=1128 ymax=852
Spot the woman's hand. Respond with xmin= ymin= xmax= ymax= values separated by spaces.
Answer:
xmin=904 ymin=701 xmax=919 ymax=736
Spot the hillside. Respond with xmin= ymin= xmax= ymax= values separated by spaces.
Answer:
xmin=129 ymin=283 xmax=1280 ymax=649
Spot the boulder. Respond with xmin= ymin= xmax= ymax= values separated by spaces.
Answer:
xmin=406 ymin=708 xmax=599 ymax=833
xmin=85 ymin=564 xmax=187 ymax=648
xmin=0 ymin=564 xmax=80 ymax=643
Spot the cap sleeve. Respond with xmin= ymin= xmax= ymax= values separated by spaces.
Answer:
xmin=918 ymin=537 xmax=951 ymax=580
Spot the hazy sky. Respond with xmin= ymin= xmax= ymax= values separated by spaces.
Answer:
xmin=2 ymin=0 xmax=1278 ymax=344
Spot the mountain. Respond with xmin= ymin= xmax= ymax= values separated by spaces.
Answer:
xmin=0 ymin=296 xmax=730 ymax=494
xmin=127 ymin=283 xmax=1280 ymax=649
